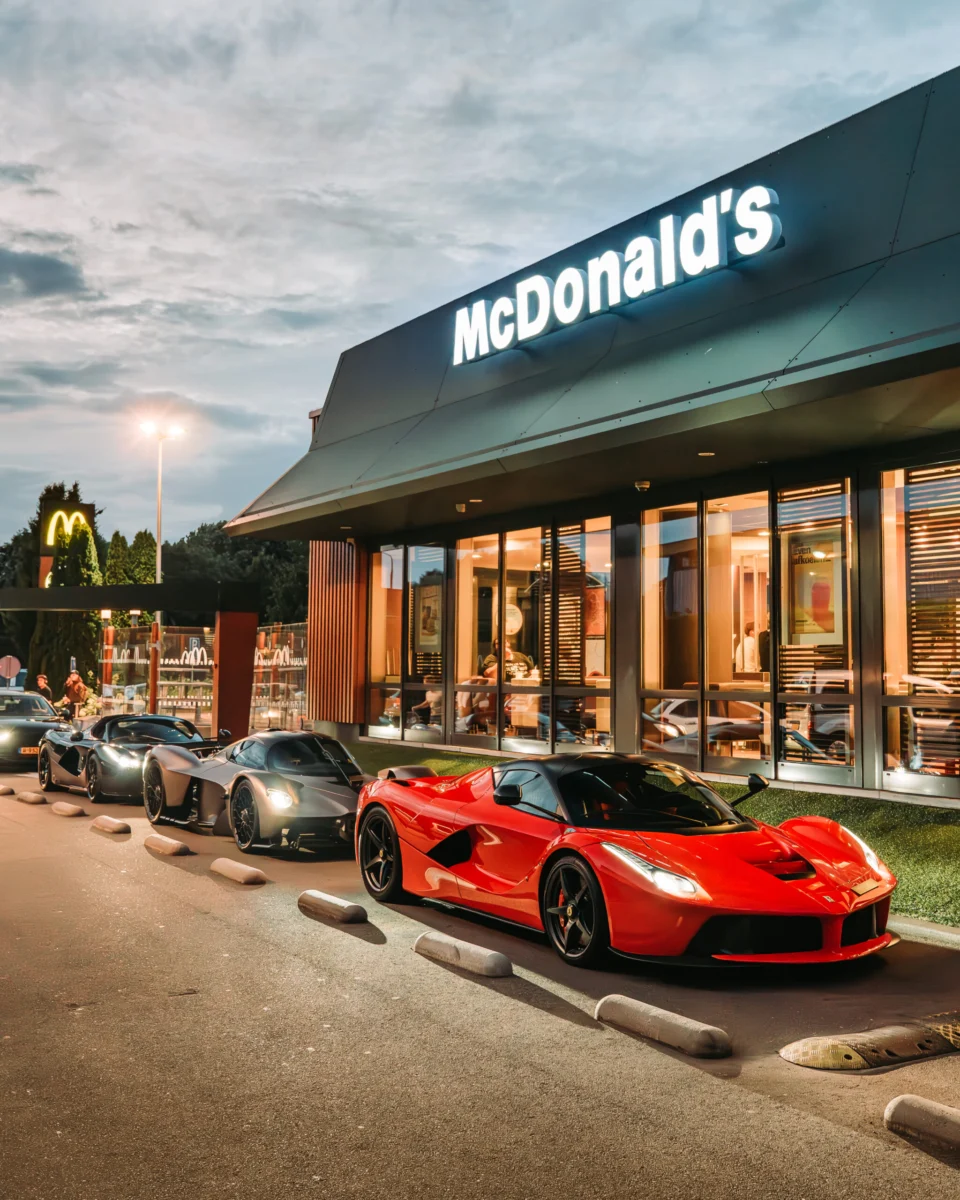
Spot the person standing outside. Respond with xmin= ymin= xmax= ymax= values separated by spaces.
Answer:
xmin=34 ymin=674 xmax=53 ymax=702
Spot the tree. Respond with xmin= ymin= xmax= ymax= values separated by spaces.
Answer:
xmin=104 ymin=531 xmax=132 ymax=627
xmin=28 ymin=523 xmax=103 ymax=691
xmin=128 ymin=530 xmax=157 ymax=623
xmin=161 ymin=522 xmax=307 ymax=624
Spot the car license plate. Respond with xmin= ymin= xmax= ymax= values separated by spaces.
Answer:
xmin=851 ymin=878 xmax=878 ymax=895
xmin=18 ymin=746 xmax=39 ymax=755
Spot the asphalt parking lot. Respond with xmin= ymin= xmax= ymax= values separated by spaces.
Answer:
xmin=2 ymin=767 xmax=959 ymax=1199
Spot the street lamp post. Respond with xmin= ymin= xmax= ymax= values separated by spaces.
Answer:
xmin=140 ymin=422 xmax=184 ymax=715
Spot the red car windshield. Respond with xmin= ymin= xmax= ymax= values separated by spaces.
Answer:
xmin=557 ymin=762 xmax=745 ymax=832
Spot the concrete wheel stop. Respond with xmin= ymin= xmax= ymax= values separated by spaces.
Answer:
xmin=91 ymin=815 xmax=131 ymax=835
xmin=413 ymin=930 xmax=512 ymax=977
xmin=885 ymin=1094 xmax=960 ymax=1150
xmin=298 ymin=889 xmax=367 ymax=923
xmin=16 ymin=791 xmax=46 ymax=804
xmin=594 ymin=994 xmax=732 ymax=1059
xmin=0 ymin=785 xmax=16 ymax=795
xmin=210 ymin=857 xmax=267 ymax=885
xmin=144 ymin=832 xmax=193 ymax=856
xmin=51 ymin=800 xmax=87 ymax=817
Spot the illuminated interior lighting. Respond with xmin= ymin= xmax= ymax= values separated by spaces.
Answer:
xmin=698 ymin=451 xmax=715 ymax=457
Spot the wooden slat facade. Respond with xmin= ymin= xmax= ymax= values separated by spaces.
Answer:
xmin=306 ymin=540 xmax=367 ymax=724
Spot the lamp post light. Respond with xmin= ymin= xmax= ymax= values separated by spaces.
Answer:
xmin=140 ymin=421 xmax=183 ymax=716
xmin=139 ymin=422 xmax=184 ymax=586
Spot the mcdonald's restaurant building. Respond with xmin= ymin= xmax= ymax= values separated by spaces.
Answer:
xmin=229 ymin=66 xmax=960 ymax=805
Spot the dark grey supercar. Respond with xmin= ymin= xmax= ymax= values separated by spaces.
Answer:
xmin=0 ymin=690 xmax=71 ymax=769
xmin=143 ymin=730 xmax=368 ymax=853
xmin=39 ymin=714 xmax=216 ymax=801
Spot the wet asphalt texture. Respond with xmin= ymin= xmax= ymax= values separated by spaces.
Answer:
xmin=2 ymin=769 xmax=959 ymax=1199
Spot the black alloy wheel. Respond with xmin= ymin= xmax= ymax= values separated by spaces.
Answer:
xmin=144 ymin=762 xmax=171 ymax=824
xmin=38 ymin=748 xmax=58 ymax=792
xmin=230 ymin=783 xmax=260 ymax=853
xmin=86 ymin=755 xmax=104 ymax=802
xmin=541 ymin=855 xmax=610 ymax=967
xmin=359 ymin=807 xmax=406 ymax=902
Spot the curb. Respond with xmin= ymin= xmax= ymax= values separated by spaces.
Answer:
xmin=210 ymin=857 xmax=267 ymax=885
xmin=413 ymin=931 xmax=513 ymax=977
xmin=594 ymin=994 xmax=733 ymax=1058
xmin=91 ymin=815 xmax=131 ymax=835
xmin=144 ymin=832 xmax=192 ymax=856
xmin=16 ymin=791 xmax=46 ymax=805
xmin=51 ymin=801 xmax=87 ymax=817
xmin=298 ymin=889 xmax=367 ymax=924
xmin=885 ymin=1094 xmax=960 ymax=1150
xmin=888 ymin=917 xmax=960 ymax=953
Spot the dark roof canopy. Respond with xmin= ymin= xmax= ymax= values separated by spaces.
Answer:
xmin=228 ymin=67 xmax=960 ymax=542
xmin=0 ymin=581 xmax=259 ymax=613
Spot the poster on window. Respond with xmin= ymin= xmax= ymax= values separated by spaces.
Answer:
xmin=782 ymin=527 xmax=844 ymax=646
xmin=414 ymin=584 xmax=442 ymax=653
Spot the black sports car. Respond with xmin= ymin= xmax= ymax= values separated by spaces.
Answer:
xmin=39 ymin=714 xmax=218 ymax=801
xmin=0 ymin=689 xmax=71 ymax=769
xmin=143 ymin=730 xmax=367 ymax=853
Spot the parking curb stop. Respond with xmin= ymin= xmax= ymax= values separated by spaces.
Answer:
xmin=594 ymin=994 xmax=733 ymax=1059
xmin=51 ymin=800 xmax=86 ymax=817
xmin=210 ymin=857 xmax=267 ymax=885
xmin=884 ymin=1094 xmax=960 ymax=1150
xmin=91 ymin=815 xmax=131 ymax=834
xmin=144 ymin=832 xmax=192 ymax=856
xmin=413 ymin=931 xmax=513 ymax=977
xmin=16 ymin=791 xmax=46 ymax=804
xmin=298 ymin=889 xmax=367 ymax=924
xmin=0 ymin=785 xmax=15 ymax=795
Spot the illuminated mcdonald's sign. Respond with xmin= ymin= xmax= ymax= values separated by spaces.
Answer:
xmin=45 ymin=509 xmax=89 ymax=546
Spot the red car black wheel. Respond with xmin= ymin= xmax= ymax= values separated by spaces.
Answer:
xmin=359 ymin=808 xmax=406 ymax=902
xmin=542 ymin=855 xmax=610 ymax=967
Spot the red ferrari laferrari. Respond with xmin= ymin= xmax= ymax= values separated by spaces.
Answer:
xmin=356 ymin=754 xmax=898 ymax=967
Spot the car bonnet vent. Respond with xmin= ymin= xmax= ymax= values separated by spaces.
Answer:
xmin=754 ymin=855 xmax=816 ymax=881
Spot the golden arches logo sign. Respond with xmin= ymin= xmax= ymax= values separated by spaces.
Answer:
xmin=45 ymin=509 xmax=90 ymax=547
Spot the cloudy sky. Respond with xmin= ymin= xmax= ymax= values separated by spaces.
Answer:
xmin=0 ymin=0 xmax=958 ymax=543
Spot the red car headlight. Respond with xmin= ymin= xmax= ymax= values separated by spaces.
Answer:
xmin=603 ymin=842 xmax=700 ymax=898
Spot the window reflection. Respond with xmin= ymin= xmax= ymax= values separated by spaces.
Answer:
xmin=556 ymin=518 xmax=612 ymax=687
xmin=705 ymin=492 xmax=770 ymax=690
xmin=778 ymin=482 xmax=851 ymax=694
xmin=406 ymin=545 xmax=444 ymax=684
xmin=780 ymin=704 xmax=853 ymax=766
xmin=369 ymin=548 xmax=403 ymax=684
xmin=502 ymin=692 xmax=549 ymax=748
xmin=503 ymin=528 xmax=550 ymax=685
xmin=554 ymin=695 xmax=612 ymax=749
xmin=704 ymin=700 xmax=771 ymax=759
xmin=882 ymin=464 xmax=960 ymax=696
xmin=885 ymin=707 xmax=960 ymax=777
xmin=405 ymin=682 xmax=443 ymax=741
xmin=455 ymin=534 xmax=499 ymax=683
xmin=642 ymin=505 xmax=699 ymax=689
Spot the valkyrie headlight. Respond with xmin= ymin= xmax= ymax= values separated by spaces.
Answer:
xmin=603 ymin=842 xmax=699 ymax=898
xmin=101 ymin=745 xmax=141 ymax=769
xmin=267 ymin=788 xmax=294 ymax=811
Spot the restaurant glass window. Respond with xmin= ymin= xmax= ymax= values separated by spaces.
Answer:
xmin=641 ymin=698 xmax=699 ymax=759
xmin=367 ymin=687 xmax=401 ymax=739
xmin=704 ymin=700 xmax=771 ymax=760
xmin=882 ymin=464 xmax=960 ymax=697
xmin=641 ymin=504 xmax=699 ymax=690
xmin=503 ymin=527 xmax=550 ymax=685
xmin=502 ymin=693 xmax=549 ymax=751
xmin=779 ymin=703 xmax=854 ymax=767
xmin=404 ymin=685 xmax=444 ymax=743
xmin=881 ymin=463 xmax=960 ymax=788
xmin=705 ymin=492 xmax=770 ymax=690
xmin=777 ymin=482 xmax=852 ymax=695
xmin=369 ymin=548 xmax=402 ymax=684
xmin=454 ymin=533 xmax=499 ymax=739
xmin=406 ymin=545 xmax=445 ymax=684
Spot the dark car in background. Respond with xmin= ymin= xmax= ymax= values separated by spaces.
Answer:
xmin=39 ymin=714 xmax=218 ymax=801
xmin=0 ymin=690 xmax=71 ymax=770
